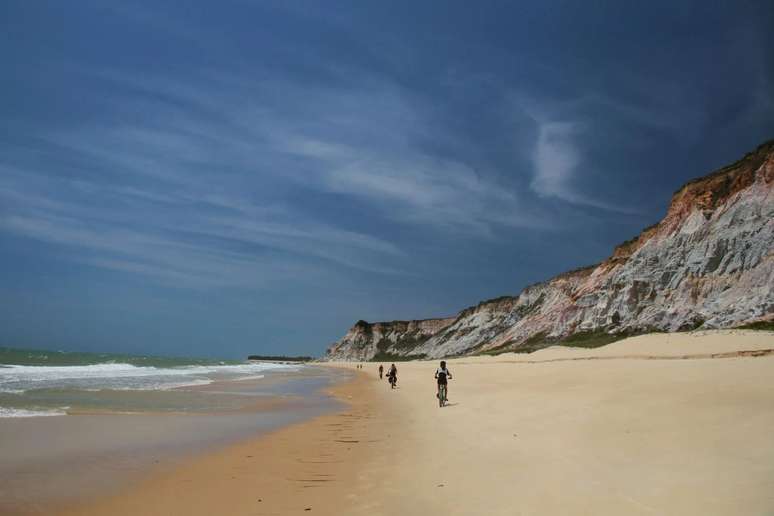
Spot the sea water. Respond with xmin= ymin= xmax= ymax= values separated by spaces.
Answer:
xmin=0 ymin=346 xmax=348 ymax=512
xmin=0 ymin=346 xmax=305 ymax=416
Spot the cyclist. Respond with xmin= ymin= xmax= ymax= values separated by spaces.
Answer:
xmin=388 ymin=363 xmax=398 ymax=388
xmin=434 ymin=360 xmax=452 ymax=401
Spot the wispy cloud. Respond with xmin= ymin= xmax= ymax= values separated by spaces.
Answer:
xmin=278 ymin=132 xmax=549 ymax=234
xmin=529 ymin=120 xmax=638 ymax=213
xmin=516 ymin=93 xmax=646 ymax=214
xmin=13 ymin=11 xmax=728 ymax=291
xmin=2 ymin=55 xmax=668 ymax=290
xmin=15 ymin=67 xmax=552 ymax=252
xmin=7 ymin=57 xmax=546 ymax=288
xmin=0 ymin=159 xmax=407 ymax=287
xmin=530 ymin=121 xmax=580 ymax=201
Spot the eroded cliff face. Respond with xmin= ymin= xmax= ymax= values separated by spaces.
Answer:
xmin=325 ymin=140 xmax=774 ymax=360
xmin=325 ymin=318 xmax=456 ymax=361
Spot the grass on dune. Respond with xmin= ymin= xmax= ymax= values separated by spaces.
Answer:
xmin=735 ymin=320 xmax=774 ymax=331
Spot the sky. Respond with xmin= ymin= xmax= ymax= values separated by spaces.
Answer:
xmin=1 ymin=1 xmax=773 ymax=359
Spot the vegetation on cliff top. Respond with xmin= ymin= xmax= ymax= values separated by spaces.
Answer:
xmin=675 ymin=138 xmax=774 ymax=194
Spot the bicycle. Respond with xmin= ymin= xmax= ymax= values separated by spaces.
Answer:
xmin=438 ymin=383 xmax=447 ymax=407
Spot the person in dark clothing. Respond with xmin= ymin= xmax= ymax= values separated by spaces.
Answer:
xmin=387 ymin=363 xmax=397 ymax=388
xmin=434 ymin=360 xmax=452 ymax=400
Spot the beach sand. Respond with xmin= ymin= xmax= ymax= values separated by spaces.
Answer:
xmin=0 ymin=367 xmax=343 ymax=515
xmin=60 ymin=330 xmax=774 ymax=515
xmin=57 ymin=371 xmax=388 ymax=516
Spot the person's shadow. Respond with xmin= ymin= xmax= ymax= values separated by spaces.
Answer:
xmin=441 ymin=402 xmax=459 ymax=407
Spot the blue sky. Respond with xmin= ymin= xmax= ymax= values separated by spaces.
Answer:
xmin=1 ymin=1 xmax=773 ymax=358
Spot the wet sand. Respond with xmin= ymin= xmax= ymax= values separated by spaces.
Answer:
xmin=0 ymin=367 xmax=346 ymax=515
xmin=59 ymin=371 xmax=387 ymax=515
xmin=19 ymin=330 xmax=774 ymax=515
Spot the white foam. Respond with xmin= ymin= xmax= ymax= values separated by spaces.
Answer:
xmin=0 ymin=362 xmax=298 ymax=393
xmin=0 ymin=407 xmax=68 ymax=418
xmin=131 ymin=378 xmax=215 ymax=391
xmin=231 ymin=374 xmax=266 ymax=382
xmin=76 ymin=379 xmax=215 ymax=392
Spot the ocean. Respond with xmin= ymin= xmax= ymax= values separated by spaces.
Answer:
xmin=0 ymin=346 xmax=307 ymax=417
xmin=0 ymin=346 xmax=348 ymax=512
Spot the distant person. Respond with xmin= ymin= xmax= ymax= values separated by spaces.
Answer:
xmin=435 ymin=360 xmax=452 ymax=400
xmin=388 ymin=363 xmax=398 ymax=389
xmin=378 ymin=364 xmax=384 ymax=379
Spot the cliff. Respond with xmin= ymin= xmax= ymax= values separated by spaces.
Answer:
xmin=325 ymin=317 xmax=456 ymax=361
xmin=325 ymin=140 xmax=774 ymax=360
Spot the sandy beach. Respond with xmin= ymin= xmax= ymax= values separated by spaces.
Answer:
xmin=0 ymin=366 xmax=345 ymax=515
xmin=56 ymin=329 xmax=774 ymax=515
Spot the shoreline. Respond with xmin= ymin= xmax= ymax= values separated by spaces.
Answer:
xmin=59 ymin=368 xmax=390 ymax=516
xmin=0 ymin=366 xmax=352 ymax=515
xmin=10 ymin=329 xmax=774 ymax=515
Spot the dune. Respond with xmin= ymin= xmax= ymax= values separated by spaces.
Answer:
xmin=460 ymin=328 xmax=774 ymax=362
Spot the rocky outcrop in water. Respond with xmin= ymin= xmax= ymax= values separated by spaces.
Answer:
xmin=325 ymin=140 xmax=774 ymax=360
